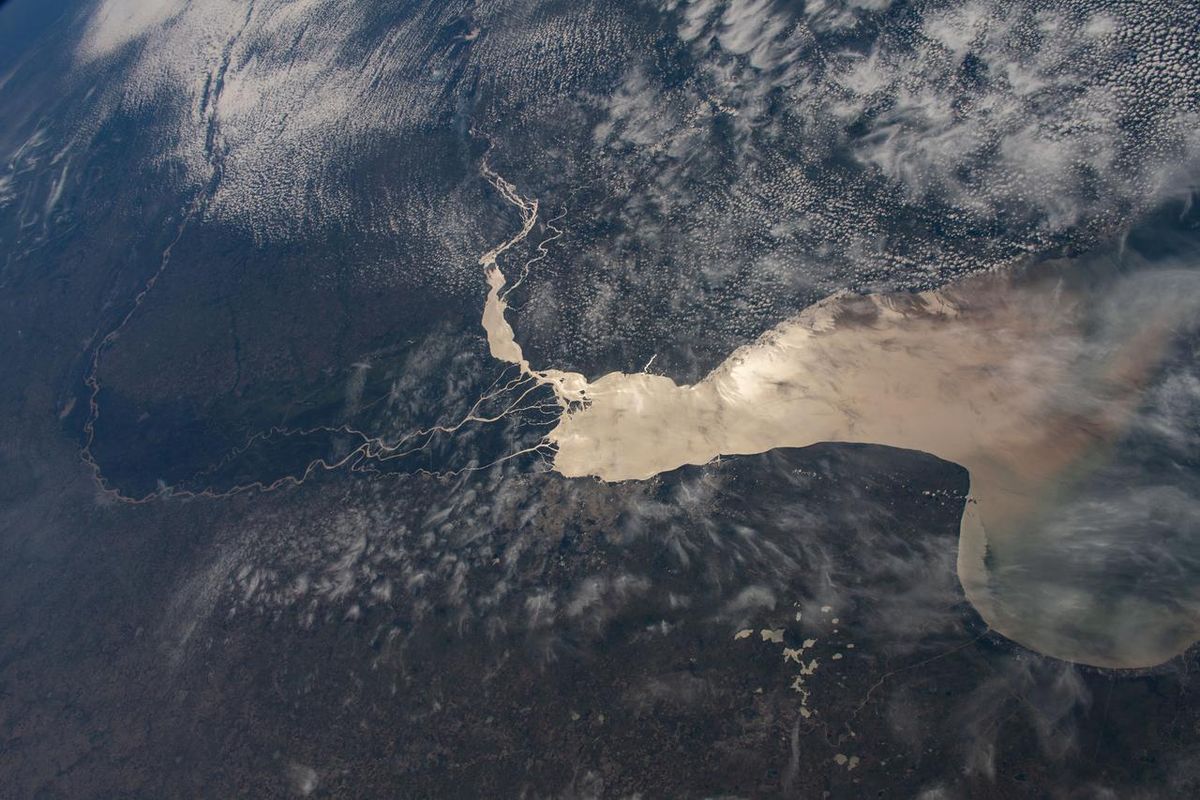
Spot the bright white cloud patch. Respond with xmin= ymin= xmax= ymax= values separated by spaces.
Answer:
xmin=77 ymin=0 xmax=188 ymax=61
xmin=72 ymin=0 xmax=469 ymax=241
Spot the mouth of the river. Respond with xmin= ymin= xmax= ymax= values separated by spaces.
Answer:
xmin=478 ymin=162 xmax=1200 ymax=670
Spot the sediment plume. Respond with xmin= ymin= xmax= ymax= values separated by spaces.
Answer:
xmin=479 ymin=163 xmax=1200 ymax=669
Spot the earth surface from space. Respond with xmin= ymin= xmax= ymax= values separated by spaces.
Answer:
xmin=4 ymin=0 xmax=1200 ymax=797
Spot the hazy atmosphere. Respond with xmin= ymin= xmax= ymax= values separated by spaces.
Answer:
xmin=3 ymin=0 xmax=1200 ymax=796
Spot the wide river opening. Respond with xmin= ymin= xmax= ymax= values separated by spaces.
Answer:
xmin=477 ymin=163 xmax=1200 ymax=670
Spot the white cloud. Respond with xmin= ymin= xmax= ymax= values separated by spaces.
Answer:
xmin=71 ymin=0 xmax=464 ymax=239
xmin=77 ymin=0 xmax=189 ymax=61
